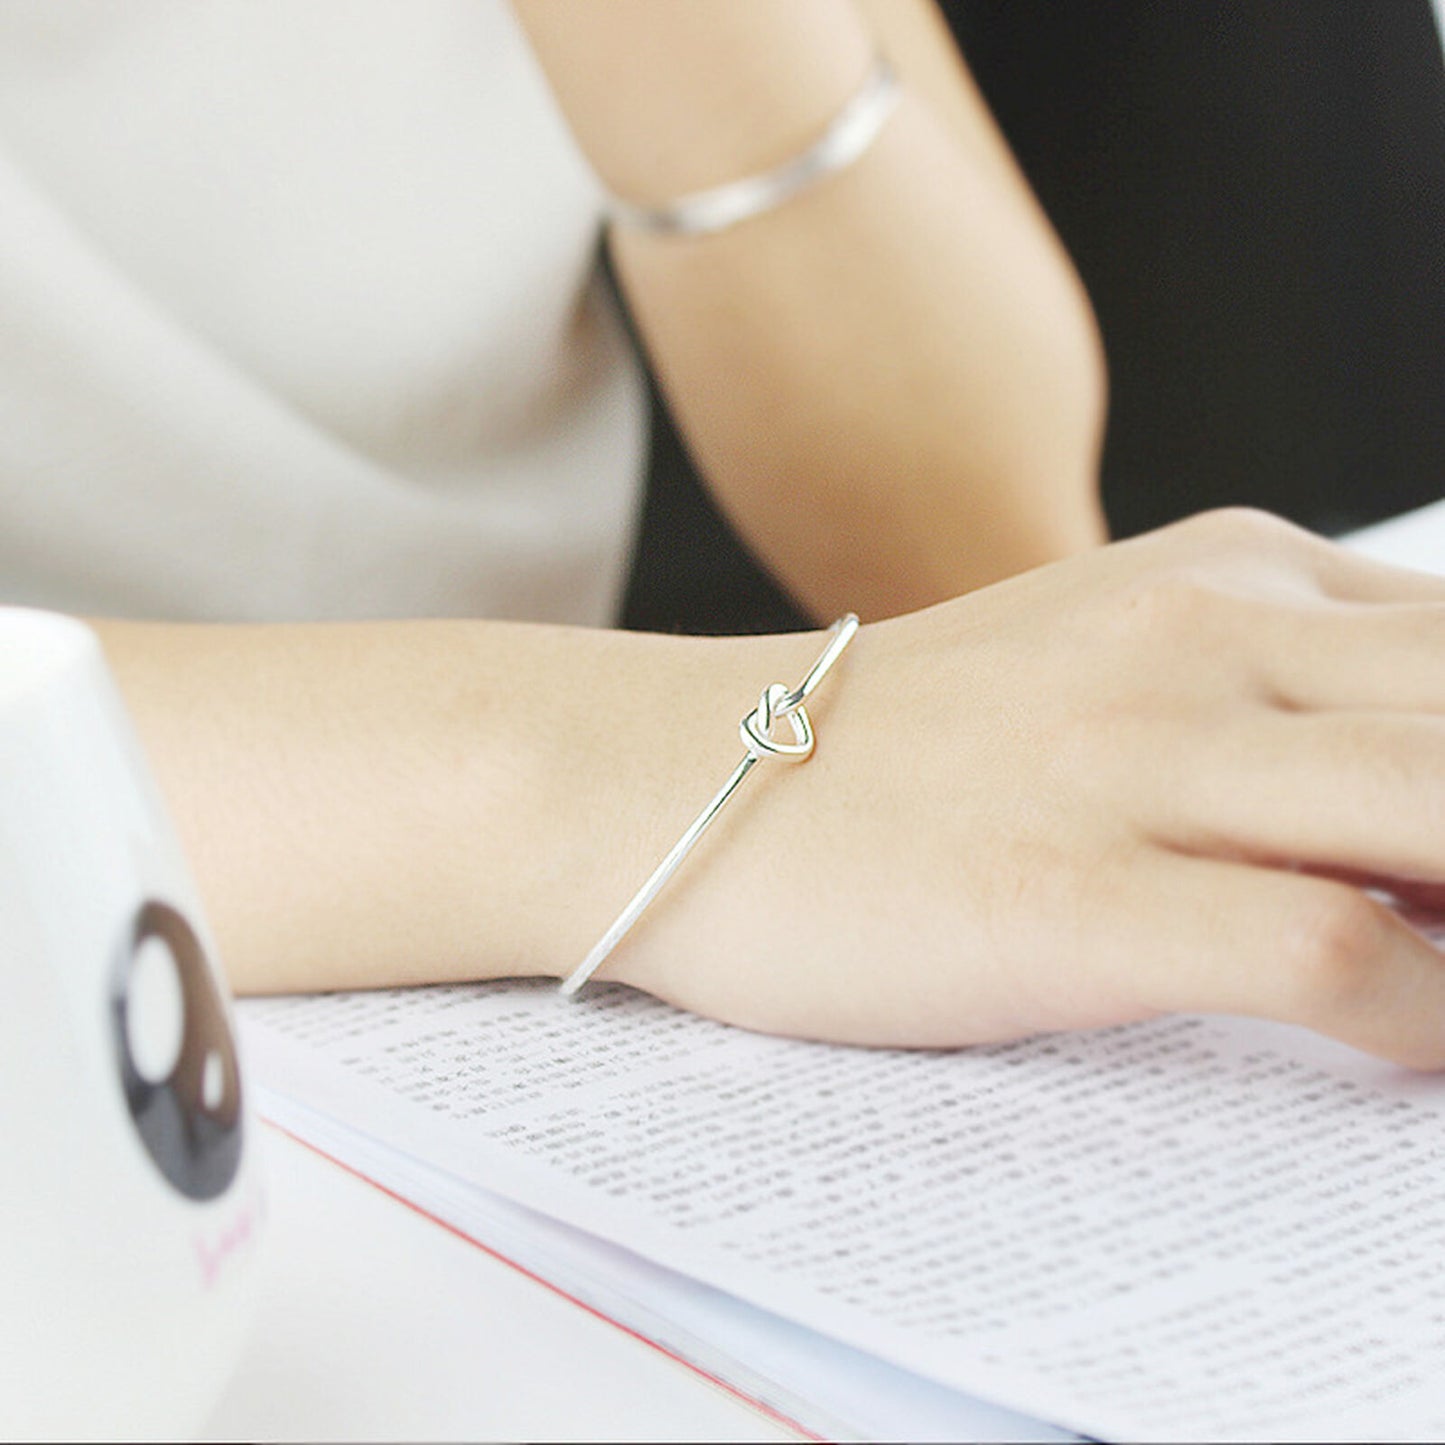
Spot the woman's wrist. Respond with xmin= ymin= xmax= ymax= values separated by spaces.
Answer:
xmin=561 ymin=616 xmax=862 ymax=996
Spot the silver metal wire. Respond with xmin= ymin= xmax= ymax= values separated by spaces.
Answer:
xmin=608 ymin=59 xmax=900 ymax=239
xmin=559 ymin=615 xmax=860 ymax=997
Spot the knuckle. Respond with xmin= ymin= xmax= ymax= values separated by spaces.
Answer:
xmin=1277 ymin=890 xmax=1385 ymax=1015
xmin=1176 ymin=506 xmax=1306 ymax=553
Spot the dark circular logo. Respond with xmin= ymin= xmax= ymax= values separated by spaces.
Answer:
xmin=110 ymin=900 xmax=243 ymax=1201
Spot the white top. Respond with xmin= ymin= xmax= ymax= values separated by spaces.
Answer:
xmin=0 ymin=0 xmax=645 ymax=625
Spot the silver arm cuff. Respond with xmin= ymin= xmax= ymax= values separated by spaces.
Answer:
xmin=608 ymin=57 xmax=901 ymax=239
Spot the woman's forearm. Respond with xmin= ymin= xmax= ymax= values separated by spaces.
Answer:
xmin=514 ymin=0 xmax=1107 ymax=621
xmin=95 ymin=615 xmax=807 ymax=995
xmin=93 ymin=510 xmax=1445 ymax=1071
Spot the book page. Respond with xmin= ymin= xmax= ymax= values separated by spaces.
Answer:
xmin=242 ymin=502 xmax=1445 ymax=1442
xmin=242 ymin=981 xmax=1445 ymax=1442
xmin=258 ymin=1086 xmax=1071 ymax=1444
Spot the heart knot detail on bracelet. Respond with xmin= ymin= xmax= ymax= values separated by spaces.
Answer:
xmin=740 ymin=682 xmax=815 ymax=762
xmin=561 ymin=615 xmax=858 ymax=997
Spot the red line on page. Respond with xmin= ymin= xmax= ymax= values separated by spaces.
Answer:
xmin=261 ymin=1115 xmax=823 ymax=1442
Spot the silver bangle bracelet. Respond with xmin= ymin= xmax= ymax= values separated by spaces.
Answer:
xmin=560 ymin=615 xmax=861 ymax=997
xmin=608 ymin=58 xmax=900 ymax=238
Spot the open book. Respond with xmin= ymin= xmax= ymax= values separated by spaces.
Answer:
xmin=239 ymin=499 xmax=1445 ymax=1444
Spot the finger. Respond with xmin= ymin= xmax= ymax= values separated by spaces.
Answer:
xmin=1323 ymin=525 xmax=1445 ymax=598
xmin=1319 ymin=554 xmax=1445 ymax=605
xmin=1156 ymin=509 xmax=1445 ymax=605
xmin=1123 ymin=853 xmax=1445 ymax=1070
xmin=1256 ymin=601 xmax=1445 ymax=714
xmin=1272 ymin=522 xmax=1445 ymax=605
xmin=1154 ymin=710 xmax=1445 ymax=886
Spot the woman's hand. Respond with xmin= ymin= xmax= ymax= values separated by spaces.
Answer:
xmin=612 ymin=509 xmax=1445 ymax=1068
xmin=100 ymin=508 xmax=1445 ymax=1069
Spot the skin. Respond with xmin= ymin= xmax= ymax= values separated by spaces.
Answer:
xmin=98 ymin=509 xmax=1445 ymax=1071
xmin=67 ymin=4 xmax=1445 ymax=1069
xmin=513 ymin=0 xmax=1108 ymax=620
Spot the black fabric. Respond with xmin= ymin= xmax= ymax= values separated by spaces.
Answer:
xmin=619 ymin=353 xmax=812 ymax=635
xmin=947 ymin=0 xmax=1445 ymax=540
xmin=620 ymin=1 xmax=1445 ymax=635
